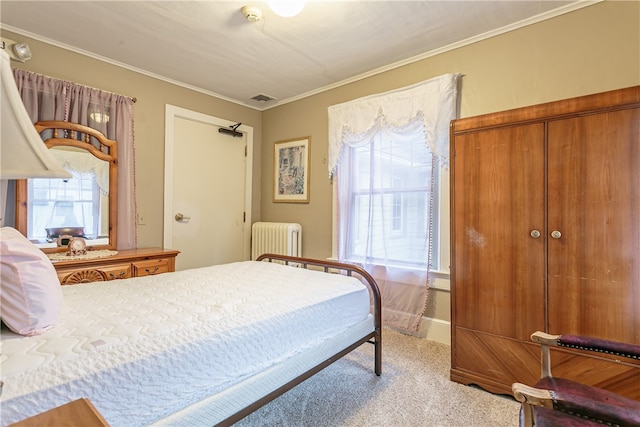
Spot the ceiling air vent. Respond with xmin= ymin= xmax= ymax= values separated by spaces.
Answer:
xmin=250 ymin=94 xmax=276 ymax=102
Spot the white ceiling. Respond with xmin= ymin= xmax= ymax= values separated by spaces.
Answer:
xmin=0 ymin=1 xmax=588 ymax=110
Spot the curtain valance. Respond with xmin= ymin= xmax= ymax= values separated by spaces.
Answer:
xmin=328 ymin=73 xmax=460 ymax=176
xmin=50 ymin=149 xmax=110 ymax=194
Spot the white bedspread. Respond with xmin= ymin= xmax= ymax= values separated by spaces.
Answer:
xmin=0 ymin=261 xmax=371 ymax=426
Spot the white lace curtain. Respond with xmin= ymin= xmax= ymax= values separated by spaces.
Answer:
xmin=49 ymin=149 xmax=110 ymax=194
xmin=329 ymin=73 xmax=460 ymax=332
xmin=12 ymin=69 xmax=138 ymax=249
xmin=328 ymin=73 xmax=460 ymax=176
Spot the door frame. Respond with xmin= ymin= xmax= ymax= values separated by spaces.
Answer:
xmin=163 ymin=104 xmax=253 ymax=261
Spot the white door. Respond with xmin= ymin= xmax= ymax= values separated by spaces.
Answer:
xmin=164 ymin=105 xmax=252 ymax=271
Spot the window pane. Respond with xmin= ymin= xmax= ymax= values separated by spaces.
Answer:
xmin=27 ymin=172 xmax=102 ymax=242
xmin=341 ymin=129 xmax=436 ymax=268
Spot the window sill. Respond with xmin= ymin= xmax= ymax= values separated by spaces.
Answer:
xmin=327 ymin=257 xmax=451 ymax=292
xmin=429 ymin=269 xmax=450 ymax=291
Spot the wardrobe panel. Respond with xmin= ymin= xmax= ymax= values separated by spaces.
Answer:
xmin=452 ymin=124 xmax=545 ymax=341
xmin=547 ymin=107 xmax=640 ymax=344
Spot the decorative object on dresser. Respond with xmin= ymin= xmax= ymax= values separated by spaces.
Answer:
xmin=66 ymin=237 xmax=88 ymax=256
xmin=449 ymin=86 xmax=640 ymax=400
xmin=55 ymin=235 xmax=74 ymax=247
xmin=50 ymin=247 xmax=179 ymax=284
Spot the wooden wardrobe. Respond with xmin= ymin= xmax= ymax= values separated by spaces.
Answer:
xmin=449 ymin=86 xmax=640 ymax=400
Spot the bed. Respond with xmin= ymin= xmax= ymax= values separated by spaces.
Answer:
xmin=0 ymin=251 xmax=381 ymax=426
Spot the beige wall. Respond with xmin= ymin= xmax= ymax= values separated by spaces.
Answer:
xmin=3 ymin=1 xmax=639 ymax=330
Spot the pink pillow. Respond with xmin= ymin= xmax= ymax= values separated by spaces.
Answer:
xmin=0 ymin=227 xmax=63 ymax=336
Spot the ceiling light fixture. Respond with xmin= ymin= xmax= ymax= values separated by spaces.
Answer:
xmin=241 ymin=5 xmax=263 ymax=22
xmin=268 ymin=1 xmax=304 ymax=17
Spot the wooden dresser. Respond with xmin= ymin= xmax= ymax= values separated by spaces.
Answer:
xmin=51 ymin=247 xmax=180 ymax=284
xmin=450 ymin=86 xmax=640 ymax=400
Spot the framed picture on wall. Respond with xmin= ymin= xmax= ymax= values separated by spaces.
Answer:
xmin=273 ymin=136 xmax=310 ymax=203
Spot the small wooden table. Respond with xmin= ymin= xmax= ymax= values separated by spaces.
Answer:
xmin=9 ymin=398 xmax=109 ymax=426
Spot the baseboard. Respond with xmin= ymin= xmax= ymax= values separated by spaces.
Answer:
xmin=393 ymin=317 xmax=450 ymax=345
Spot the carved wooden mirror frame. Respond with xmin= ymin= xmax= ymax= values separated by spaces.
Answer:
xmin=16 ymin=121 xmax=118 ymax=253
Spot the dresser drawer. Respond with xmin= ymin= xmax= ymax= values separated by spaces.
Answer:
xmin=132 ymin=258 xmax=171 ymax=277
xmin=99 ymin=264 xmax=132 ymax=281
xmin=58 ymin=269 xmax=108 ymax=284
xmin=57 ymin=263 xmax=132 ymax=284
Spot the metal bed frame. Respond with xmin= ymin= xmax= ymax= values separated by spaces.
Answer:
xmin=217 ymin=253 xmax=382 ymax=426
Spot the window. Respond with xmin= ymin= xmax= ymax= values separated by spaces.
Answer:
xmin=337 ymin=126 xmax=438 ymax=270
xmin=328 ymin=73 xmax=459 ymax=331
xmin=27 ymin=170 xmax=107 ymax=243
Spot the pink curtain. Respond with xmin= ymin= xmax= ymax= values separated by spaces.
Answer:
xmin=12 ymin=69 xmax=138 ymax=249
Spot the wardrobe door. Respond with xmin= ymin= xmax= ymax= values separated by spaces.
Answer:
xmin=452 ymin=123 xmax=546 ymax=341
xmin=547 ymin=107 xmax=640 ymax=344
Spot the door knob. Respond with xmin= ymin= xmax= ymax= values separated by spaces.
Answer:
xmin=175 ymin=213 xmax=191 ymax=222
xmin=551 ymin=230 xmax=562 ymax=239
xmin=530 ymin=230 xmax=541 ymax=238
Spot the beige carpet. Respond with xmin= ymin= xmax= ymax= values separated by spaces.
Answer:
xmin=234 ymin=328 xmax=520 ymax=426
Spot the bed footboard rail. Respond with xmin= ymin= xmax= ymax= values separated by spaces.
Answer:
xmin=256 ymin=253 xmax=382 ymax=376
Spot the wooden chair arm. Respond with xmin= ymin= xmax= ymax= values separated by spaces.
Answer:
xmin=512 ymin=383 xmax=554 ymax=407
xmin=530 ymin=331 xmax=640 ymax=359
xmin=557 ymin=334 xmax=640 ymax=359
xmin=530 ymin=331 xmax=560 ymax=346
xmin=512 ymin=383 xmax=554 ymax=427
xmin=530 ymin=330 xmax=640 ymax=378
